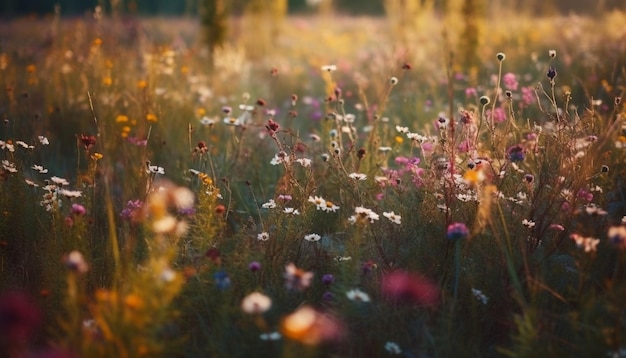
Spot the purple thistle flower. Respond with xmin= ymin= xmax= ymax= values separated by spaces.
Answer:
xmin=322 ymin=274 xmax=335 ymax=285
xmin=506 ymin=145 xmax=525 ymax=162
xmin=248 ymin=261 xmax=261 ymax=272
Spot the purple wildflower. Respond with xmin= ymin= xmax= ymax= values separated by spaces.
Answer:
xmin=248 ymin=261 xmax=261 ymax=272
xmin=506 ymin=145 xmax=525 ymax=162
xmin=322 ymin=274 xmax=335 ymax=285
xmin=446 ymin=222 xmax=469 ymax=241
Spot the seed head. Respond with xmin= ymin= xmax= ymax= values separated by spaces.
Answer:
xmin=496 ymin=52 xmax=506 ymax=61
xmin=479 ymin=96 xmax=490 ymax=106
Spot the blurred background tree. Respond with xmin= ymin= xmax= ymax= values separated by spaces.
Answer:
xmin=199 ymin=0 xmax=229 ymax=69
xmin=1 ymin=0 xmax=624 ymax=17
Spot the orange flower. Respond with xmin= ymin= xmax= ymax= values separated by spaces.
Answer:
xmin=116 ymin=114 xmax=129 ymax=123
xmin=281 ymin=306 xmax=344 ymax=345
xmin=124 ymin=294 xmax=144 ymax=310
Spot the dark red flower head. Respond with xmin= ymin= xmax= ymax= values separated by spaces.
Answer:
xmin=79 ymin=134 xmax=96 ymax=149
xmin=381 ymin=270 xmax=440 ymax=307
xmin=266 ymin=119 xmax=280 ymax=133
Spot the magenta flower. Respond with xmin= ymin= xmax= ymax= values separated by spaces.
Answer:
xmin=521 ymin=86 xmax=534 ymax=106
xmin=503 ymin=72 xmax=518 ymax=91
xmin=71 ymin=203 xmax=86 ymax=216
xmin=486 ymin=107 xmax=506 ymax=123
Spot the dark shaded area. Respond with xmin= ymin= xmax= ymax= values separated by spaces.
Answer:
xmin=1 ymin=0 xmax=625 ymax=17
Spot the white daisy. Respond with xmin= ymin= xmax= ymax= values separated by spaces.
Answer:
xmin=382 ymin=211 xmax=402 ymax=225
xmin=304 ymin=233 xmax=321 ymax=242
xmin=348 ymin=172 xmax=367 ymax=181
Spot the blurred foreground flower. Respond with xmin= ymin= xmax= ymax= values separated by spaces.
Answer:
xmin=346 ymin=288 xmax=370 ymax=303
xmin=280 ymin=306 xmax=343 ymax=345
xmin=63 ymin=250 xmax=89 ymax=274
xmin=608 ymin=226 xmax=626 ymax=249
xmin=284 ymin=263 xmax=314 ymax=291
xmin=241 ymin=292 xmax=272 ymax=314
xmin=0 ymin=291 xmax=41 ymax=350
xmin=570 ymin=234 xmax=600 ymax=253
xmin=144 ymin=181 xmax=194 ymax=238
xmin=381 ymin=271 xmax=440 ymax=307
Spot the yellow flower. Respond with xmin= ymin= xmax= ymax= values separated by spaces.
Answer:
xmin=463 ymin=169 xmax=485 ymax=185
xmin=93 ymin=38 xmax=103 ymax=46
xmin=146 ymin=113 xmax=158 ymax=122
xmin=198 ymin=173 xmax=213 ymax=186
xmin=196 ymin=108 xmax=206 ymax=117
xmin=26 ymin=64 xmax=36 ymax=73
xmin=102 ymin=76 xmax=112 ymax=86
xmin=394 ymin=136 xmax=404 ymax=144
xmin=137 ymin=80 xmax=148 ymax=89
xmin=180 ymin=66 xmax=189 ymax=74
xmin=116 ymin=114 xmax=129 ymax=123
xmin=91 ymin=152 xmax=103 ymax=161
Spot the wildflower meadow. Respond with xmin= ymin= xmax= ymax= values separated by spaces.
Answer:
xmin=1 ymin=1 xmax=626 ymax=357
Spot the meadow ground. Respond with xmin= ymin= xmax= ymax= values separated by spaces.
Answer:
xmin=1 ymin=9 xmax=626 ymax=357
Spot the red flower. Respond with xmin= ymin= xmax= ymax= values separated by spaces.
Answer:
xmin=381 ymin=270 xmax=440 ymax=307
xmin=266 ymin=119 xmax=280 ymax=133
xmin=79 ymin=134 xmax=96 ymax=149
